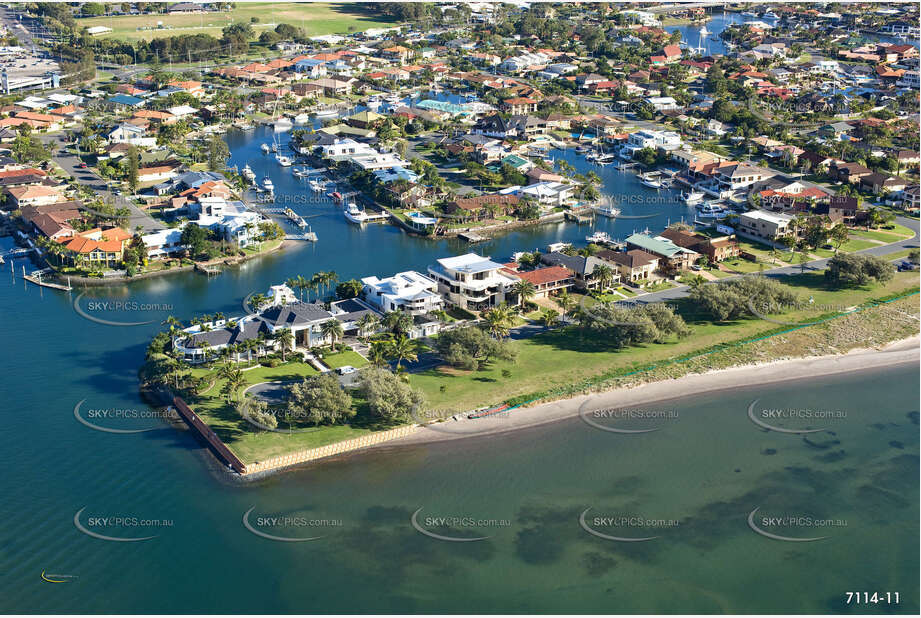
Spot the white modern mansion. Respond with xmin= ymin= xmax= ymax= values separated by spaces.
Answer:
xmin=361 ymin=270 xmax=444 ymax=315
xmin=427 ymin=253 xmax=518 ymax=311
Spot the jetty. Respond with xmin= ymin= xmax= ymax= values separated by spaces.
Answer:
xmin=194 ymin=263 xmax=222 ymax=276
xmin=458 ymin=232 xmax=487 ymax=243
xmin=285 ymin=231 xmax=318 ymax=242
xmin=22 ymin=267 xmax=72 ymax=291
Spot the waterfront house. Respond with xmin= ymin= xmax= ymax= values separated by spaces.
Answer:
xmin=446 ymin=194 xmax=520 ymax=221
xmin=539 ymin=252 xmax=617 ymax=291
xmin=361 ymin=271 xmax=444 ymax=315
xmin=659 ymin=228 xmax=739 ymax=263
xmin=625 ymin=233 xmax=698 ymax=272
xmin=427 ymin=253 xmax=517 ymax=311
xmin=737 ymin=210 xmax=794 ymax=244
xmin=502 ymin=264 xmax=574 ymax=300
xmin=595 ymin=249 xmax=660 ymax=284
xmin=6 ymin=184 xmax=65 ymax=207
xmin=58 ymin=227 xmax=133 ymax=268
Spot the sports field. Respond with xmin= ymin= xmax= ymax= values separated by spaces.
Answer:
xmin=80 ymin=3 xmax=397 ymax=41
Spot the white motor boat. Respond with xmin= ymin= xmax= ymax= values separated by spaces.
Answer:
xmin=585 ymin=231 xmax=613 ymax=244
xmin=241 ymin=164 xmax=256 ymax=182
xmin=276 ymin=154 xmax=293 ymax=167
xmin=308 ymin=179 xmax=323 ymax=192
xmin=260 ymin=143 xmax=271 ymax=154
xmin=699 ymin=24 xmax=709 ymax=36
xmin=593 ymin=196 xmax=620 ymax=218
xmin=314 ymin=109 xmax=339 ymax=119
xmin=639 ymin=173 xmax=663 ymax=189
xmin=697 ymin=202 xmax=729 ymax=218
xmin=343 ymin=202 xmax=372 ymax=224
xmin=292 ymin=167 xmax=309 ymax=179
xmin=293 ymin=113 xmax=312 ymax=125
xmin=682 ymin=190 xmax=705 ymax=205
xmin=274 ymin=117 xmax=293 ymax=131
xmin=261 ymin=177 xmax=274 ymax=192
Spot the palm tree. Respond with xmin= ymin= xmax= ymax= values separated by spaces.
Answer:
xmin=511 ymin=280 xmax=537 ymax=309
xmin=387 ymin=334 xmax=419 ymax=371
xmin=356 ymin=313 xmax=380 ymax=337
xmin=248 ymin=293 xmax=269 ymax=313
xmin=163 ymin=315 xmax=183 ymax=336
xmin=687 ymin=274 xmax=707 ymax=290
xmin=368 ymin=340 xmax=389 ymax=368
xmin=276 ymin=328 xmax=294 ymax=362
xmin=382 ymin=311 xmax=414 ymax=336
xmin=482 ymin=303 xmax=513 ymax=339
xmin=556 ymin=290 xmax=575 ymax=318
xmin=320 ymin=319 xmax=344 ymax=348
xmin=540 ymin=308 xmax=560 ymax=329
xmin=592 ymin=264 xmax=615 ymax=292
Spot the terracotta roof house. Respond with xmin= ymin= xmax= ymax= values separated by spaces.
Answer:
xmin=510 ymin=265 xmax=574 ymax=299
xmin=595 ymin=249 xmax=660 ymax=283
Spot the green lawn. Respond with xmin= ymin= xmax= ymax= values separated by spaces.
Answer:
xmin=319 ymin=349 xmax=368 ymax=370
xmin=721 ymin=257 xmax=766 ymax=274
xmin=849 ymin=225 xmax=914 ymax=242
xmin=80 ymin=3 xmax=397 ymax=41
xmin=409 ymin=272 xmax=919 ymax=413
xmin=837 ymin=238 xmax=879 ymax=252
xmin=877 ymin=249 xmax=917 ymax=262
xmin=184 ymin=360 xmax=389 ymax=464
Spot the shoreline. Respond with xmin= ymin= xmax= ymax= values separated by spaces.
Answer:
xmin=380 ymin=335 xmax=920 ymax=449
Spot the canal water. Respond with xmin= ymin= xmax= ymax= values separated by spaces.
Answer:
xmin=0 ymin=128 xmax=916 ymax=613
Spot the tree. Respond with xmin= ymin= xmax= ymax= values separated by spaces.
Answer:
xmin=219 ymin=365 xmax=246 ymax=402
xmin=207 ymin=134 xmax=230 ymax=172
xmin=180 ymin=223 xmax=209 ymax=258
xmin=434 ymin=326 xmax=516 ymax=371
xmin=248 ymin=293 xmax=269 ymax=313
xmin=829 ymin=223 xmax=849 ymax=254
xmin=336 ymin=279 xmax=363 ymax=299
xmin=539 ymin=308 xmax=560 ymax=328
xmin=320 ymin=319 xmax=344 ymax=347
xmin=368 ymin=340 xmax=389 ymax=367
xmin=382 ymin=311 xmax=414 ymax=336
xmin=824 ymin=254 xmax=894 ymax=288
xmin=359 ymin=367 xmax=425 ymax=421
xmin=690 ymin=276 xmax=798 ymax=322
xmin=386 ymin=334 xmax=420 ymax=371
xmin=287 ymin=373 xmax=354 ymax=425
xmin=126 ymin=145 xmax=139 ymax=194
xmin=276 ymin=328 xmax=294 ymax=362
xmin=511 ymin=280 xmax=536 ymax=307
xmin=592 ymin=264 xmax=615 ymax=291
xmin=239 ymin=395 xmax=277 ymax=432
xmin=481 ymin=303 xmax=514 ymax=339
xmin=356 ymin=313 xmax=380 ymax=338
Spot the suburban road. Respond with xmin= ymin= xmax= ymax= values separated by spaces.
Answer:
xmin=41 ymin=132 xmax=167 ymax=232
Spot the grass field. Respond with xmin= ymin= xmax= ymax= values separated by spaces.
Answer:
xmin=319 ymin=349 xmax=368 ymax=370
xmin=80 ymin=4 xmax=397 ymax=42
xmin=408 ymin=272 xmax=919 ymax=413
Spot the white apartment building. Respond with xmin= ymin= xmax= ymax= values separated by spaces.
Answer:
xmin=427 ymin=253 xmax=518 ymax=311
xmin=625 ymin=129 xmax=682 ymax=153
xmin=737 ymin=209 xmax=794 ymax=243
xmin=361 ymin=271 xmax=444 ymax=315
xmin=319 ymin=137 xmax=376 ymax=160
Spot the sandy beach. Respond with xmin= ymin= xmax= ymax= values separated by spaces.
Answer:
xmin=386 ymin=335 xmax=920 ymax=447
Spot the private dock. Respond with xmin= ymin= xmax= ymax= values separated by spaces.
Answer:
xmin=458 ymin=232 xmax=487 ymax=243
xmin=22 ymin=267 xmax=73 ymax=291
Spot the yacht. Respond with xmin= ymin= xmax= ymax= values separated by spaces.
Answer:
xmin=343 ymin=202 xmax=373 ymax=224
xmin=593 ymin=200 xmax=621 ymax=218
xmin=314 ymin=109 xmax=339 ymax=120
xmin=585 ymin=230 xmax=613 ymax=244
xmin=741 ymin=11 xmax=758 ymax=18
xmin=293 ymin=113 xmax=312 ymax=125
xmin=697 ymin=202 xmax=729 ymax=218
xmin=274 ymin=117 xmax=293 ymax=131
xmin=260 ymin=143 xmax=271 ymax=154
xmin=639 ymin=173 xmax=663 ymax=189
xmin=308 ymin=178 xmax=323 ymax=192
xmin=682 ymin=190 xmax=705 ymax=205
xmin=261 ymin=177 xmax=274 ymax=192
xmin=241 ymin=164 xmax=256 ymax=182
xmin=276 ymin=154 xmax=293 ymax=167
xmin=292 ymin=167 xmax=309 ymax=179
xmin=699 ymin=24 xmax=709 ymax=36
xmin=763 ymin=10 xmax=778 ymax=19
xmin=596 ymin=153 xmax=616 ymax=164
xmin=271 ymin=142 xmax=278 ymax=153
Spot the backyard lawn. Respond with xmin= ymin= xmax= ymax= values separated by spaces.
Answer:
xmin=319 ymin=349 xmax=368 ymax=370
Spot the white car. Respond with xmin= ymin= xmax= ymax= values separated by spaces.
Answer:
xmin=336 ymin=365 xmax=357 ymax=375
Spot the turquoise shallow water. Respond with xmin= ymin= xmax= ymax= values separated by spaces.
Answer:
xmin=0 ymin=127 xmax=917 ymax=613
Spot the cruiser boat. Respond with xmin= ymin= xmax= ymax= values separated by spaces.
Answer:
xmin=697 ymin=202 xmax=728 ymax=218
xmin=308 ymin=178 xmax=324 ymax=192
xmin=585 ymin=230 xmax=613 ymax=244
xmin=763 ymin=10 xmax=778 ymax=19
xmin=260 ymin=143 xmax=271 ymax=154
xmin=276 ymin=154 xmax=293 ymax=166
xmin=682 ymin=190 xmax=705 ymax=205
xmin=274 ymin=117 xmax=293 ymax=131
xmin=261 ymin=177 xmax=274 ymax=192
xmin=593 ymin=201 xmax=621 ymax=218
xmin=741 ymin=11 xmax=758 ymax=18
xmin=314 ymin=109 xmax=339 ymax=119
xmin=639 ymin=173 xmax=663 ymax=189
xmin=699 ymin=24 xmax=709 ymax=36
xmin=241 ymin=164 xmax=256 ymax=182
xmin=595 ymin=153 xmax=616 ymax=164
xmin=292 ymin=167 xmax=309 ymax=178
xmin=293 ymin=113 xmax=312 ymax=125
xmin=343 ymin=202 xmax=372 ymax=224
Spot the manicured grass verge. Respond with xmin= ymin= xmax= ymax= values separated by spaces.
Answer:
xmin=319 ymin=349 xmax=368 ymax=370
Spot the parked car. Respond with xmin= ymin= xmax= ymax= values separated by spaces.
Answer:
xmin=336 ymin=365 xmax=357 ymax=375
xmin=897 ymin=260 xmax=918 ymax=272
